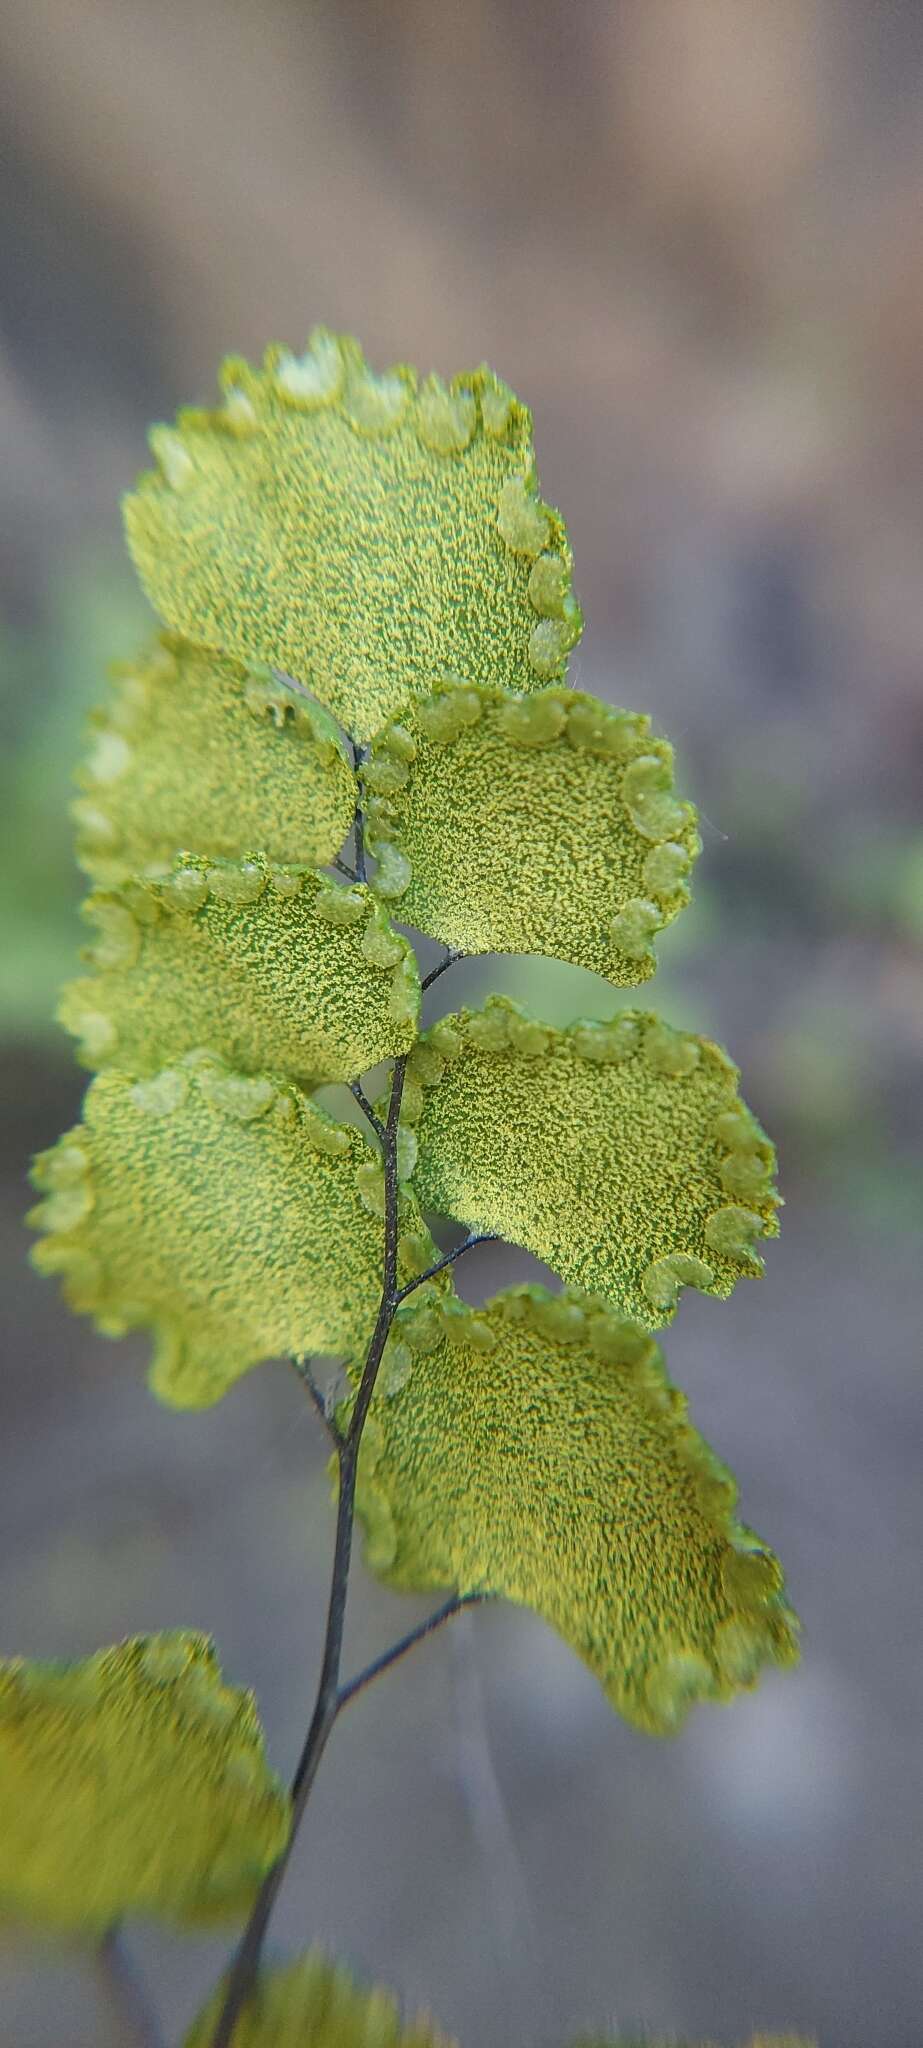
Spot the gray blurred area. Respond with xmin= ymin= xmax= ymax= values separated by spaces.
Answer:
xmin=1 ymin=3 xmax=922 ymax=2043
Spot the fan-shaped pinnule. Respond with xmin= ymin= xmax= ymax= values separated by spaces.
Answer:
xmin=124 ymin=331 xmax=582 ymax=738
xmin=353 ymin=1284 xmax=798 ymax=1735
xmin=185 ymin=1947 xmax=457 ymax=2047
xmin=403 ymin=999 xmax=779 ymax=1328
xmin=362 ymin=678 xmax=699 ymax=979
xmin=72 ymin=634 xmax=355 ymax=886
xmin=59 ymin=860 xmax=419 ymax=1085
xmin=28 ymin=1053 xmax=434 ymax=1410
xmin=0 ymin=1633 xmax=289 ymax=1931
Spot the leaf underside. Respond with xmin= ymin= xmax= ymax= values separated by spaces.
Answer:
xmin=72 ymin=634 xmax=355 ymax=886
xmin=124 ymin=331 xmax=582 ymax=739
xmin=60 ymin=860 xmax=418 ymax=1086
xmin=29 ymin=1053 xmax=430 ymax=1409
xmin=0 ymin=1633 xmax=288 ymax=1932
xmin=355 ymin=1285 xmax=798 ymax=1736
xmin=185 ymin=1947 xmax=456 ymax=2047
xmin=363 ymin=679 xmax=700 ymax=981
xmin=405 ymin=999 xmax=780 ymax=1328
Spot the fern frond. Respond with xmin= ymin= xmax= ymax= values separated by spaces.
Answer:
xmin=355 ymin=1283 xmax=798 ymax=1736
xmin=59 ymin=859 xmax=418 ymax=1085
xmin=362 ymin=678 xmax=698 ymax=979
xmin=405 ymin=999 xmax=779 ymax=1327
xmin=72 ymin=634 xmax=355 ymax=885
xmin=0 ymin=1633 xmax=288 ymax=1930
xmin=124 ymin=333 xmax=581 ymax=738
xmin=29 ymin=1054 xmax=432 ymax=1408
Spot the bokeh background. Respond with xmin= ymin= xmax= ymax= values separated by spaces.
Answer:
xmin=1 ymin=3 xmax=922 ymax=2043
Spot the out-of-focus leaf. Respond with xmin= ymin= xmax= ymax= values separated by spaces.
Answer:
xmin=124 ymin=332 xmax=581 ymax=739
xmin=362 ymin=678 xmax=698 ymax=980
xmin=29 ymin=1053 xmax=429 ymax=1408
xmin=406 ymin=998 xmax=779 ymax=1328
xmin=59 ymin=859 xmax=418 ymax=1085
xmin=355 ymin=1284 xmax=798 ymax=1735
xmin=72 ymin=634 xmax=355 ymax=886
xmin=0 ymin=1632 xmax=288 ymax=1931
xmin=185 ymin=1947 xmax=456 ymax=2047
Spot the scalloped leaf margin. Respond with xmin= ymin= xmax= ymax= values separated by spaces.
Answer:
xmin=124 ymin=331 xmax=582 ymax=739
xmin=403 ymin=999 xmax=780 ymax=1329
xmin=0 ymin=1632 xmax=289 ymax=1932
xmin=354 ymin=1284 xmax=798 ymax=1735
xmin=28 ymin=1052 xmax=433 ymax=1409
xmin=73 ymin=634 xmax=356 ymax=886
xmin=362 ymin=677 xmax=699 ymax=982
xmin=60 ymin=859 xmax=418 ymax=1086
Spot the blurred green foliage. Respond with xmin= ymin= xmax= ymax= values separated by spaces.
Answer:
xmin=0 ymin=554 xmax=148 ymax=1041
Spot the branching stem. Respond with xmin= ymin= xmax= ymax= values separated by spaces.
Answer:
xmin=396 ymin=1231 xmax=499 ymax=1301
xmin=421 ymin=947 xmax=464 ymax=992
xmin=210 ymin=1056 xmax=412 ymax=2046
xmin=338 ymin=1592 xmax=490 ymax=1711
xmin=290 ymin=1357 xmax=342 ymax=1445
xmin=349 ymin=1078 xmax=386 ymax=1141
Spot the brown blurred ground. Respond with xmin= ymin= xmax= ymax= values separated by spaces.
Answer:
xmin=0 ymin=4 xmax=921 ymax=2044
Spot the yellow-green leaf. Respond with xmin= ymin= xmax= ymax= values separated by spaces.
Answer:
xmin=0 ymin=1632 xmax=288 ymax=1932
xmin=124 ymin=333 xmax=582 ymax=740
xmin=28 ymin=1053 xmax=428 ymax=1409
xmin=355 ymin=1285 xmax=797 ymax=1734
xmin=185 ymin=1947 xmax=456 ymax=2047
xmin=405 ymin=999 xmax=780 ymax=1328
xmin=59 ymin=859 xmax=419 ymax=1085
xmin=72 ymin=634 xmax=355 ymax=887
xmin=362 ymin=679 xmax=699 ymax=979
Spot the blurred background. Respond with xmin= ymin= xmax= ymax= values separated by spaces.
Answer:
xmin=1 ymin=3 xmax=921 ymax=2043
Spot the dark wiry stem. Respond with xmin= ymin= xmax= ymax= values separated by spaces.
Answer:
xmin=421 ymin=947 xmax=464 ymax=992
xmin=290 ymin=1357 xmax=342 ymax=1445
xmin=396 ymin=1232 xmax=499 ymax=1301
xmin=210 ymin=1059 xmax=407 ymax=2048
xmin=351 ymin=740 xmax=368 ymax=882
xmin=349 ymin=1078 xmax=386 ymax=1141
xmin=338 ymin=1592 xmax=490 ymax=1711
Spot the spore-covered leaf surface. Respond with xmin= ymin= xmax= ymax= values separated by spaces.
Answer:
xmin=60 ymin=860 xmax=418 ymax=1085
xmin=125 ymin=332 xmax=581 ymax=738
xmin=406 ymin=999 xmax=780 ymax=1327
xmin=355 ymin=1285 xmax=798 ymax=1734
xmin=362 ymin=679 xmax=699 ymax=980
xmin=29 ymin=1053 xmax=429 ymax=1408
xmin=72 ymin=634 xmax=355 ymax=885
